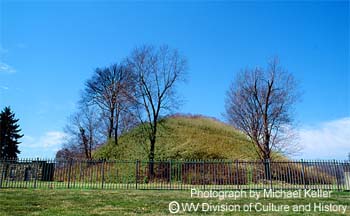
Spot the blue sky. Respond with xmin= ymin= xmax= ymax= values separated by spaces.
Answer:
xmin=0 ymin=1 xmax=349 ymax=159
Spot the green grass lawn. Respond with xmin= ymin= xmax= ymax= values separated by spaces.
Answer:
xmin=0 ymin=189 xmax=349 ymax=215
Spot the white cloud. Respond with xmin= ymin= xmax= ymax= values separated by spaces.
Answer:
xmin=0 ymin=62 xmax=16 ymax=73
xmin=298 ymin=117 xmax=350 ymax=160
xmin=40 ymin=131 xmax=68 ymax=148
xmin=0 ymin=85 xmax=9 ymax=90
xmin=0 ymin=45 xmax=15 ymax=74
xmin=22 ymin=131 xmax=67 ymax=149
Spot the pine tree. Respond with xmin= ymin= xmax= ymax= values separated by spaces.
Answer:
xmin=0 ymin=107 xmax=23 ymax=159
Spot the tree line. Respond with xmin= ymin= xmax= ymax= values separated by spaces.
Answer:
xmin=56 ymin=45 xmax=187 ymax=173
xmin=56 ymin=44 xmax=301 ymax=170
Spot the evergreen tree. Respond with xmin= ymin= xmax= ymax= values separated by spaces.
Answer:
xmin=0 ymin=107 xmax=23 ymax=159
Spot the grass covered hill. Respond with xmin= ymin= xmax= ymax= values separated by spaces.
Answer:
xmin=94 ymin=115 xmax=261 ymax=161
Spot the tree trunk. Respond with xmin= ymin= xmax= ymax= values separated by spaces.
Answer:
xmin=108 ymin=110 xmax=114 ymax=139
xmin=79 ymin=127 xmax=90 ymax=159
xmin=264 ymin=160 xmax=271 ymax=180
xmin=148 ymin=136 xmax=156 ymax=179
xmin=114 ymin=110 xmax=119 ymax=146
xmin=263 ymin=151 xmax=271 ymax=180
xmin=88 ymin=133 xmax=93 ymax=159
xmin=148 ymin=118 xmax=157 ymax=178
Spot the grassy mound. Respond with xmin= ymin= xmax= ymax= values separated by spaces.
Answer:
xmin=94 ymin=115 xmax=261 ymax=160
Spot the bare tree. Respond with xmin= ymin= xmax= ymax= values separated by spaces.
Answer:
xmin=55 ymin=147 xmax=80 ymax=161
xmin=127 ymin=45 xmax=187 ymax=173
xmin=82 ymin=63 xmax=137 ymax=145
xmin=62 ymin=105 xmax=104 ymax=159
xmin=225 ymin=58 xmax=299 ymax=163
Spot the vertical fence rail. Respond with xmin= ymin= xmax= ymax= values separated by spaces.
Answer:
xmin=67 ymin=159 xmax=72 ymax=189
xmin=0 ymin=158 xmax=349 ymax=191
xmin=0 ymin=159 xmax=3 ymax=189
xmin=135 ymin=160 xmax=139 ymax=190
xmin=301 ymin=159 xmax=306 ymax=190
xmin=101 ymin=160 xmax=105 ymax=189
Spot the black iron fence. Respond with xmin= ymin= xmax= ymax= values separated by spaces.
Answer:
xmin=0 ymin=158 xmax=349 ymax=190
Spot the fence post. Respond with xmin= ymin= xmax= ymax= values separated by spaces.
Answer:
xmin=101 ymin=160 xmax=105 ymax=189
xmin=202 ymin=161 xmax=205 ymax=190
xmin=268 ymin=160 xmax=273 ymax=190
xmin=333 ymin=160 xmax=340 ymax=191
xmin=67 ymin=159 xmax=72 ymax=189
xmin=236 ymin=160 xmax=239 ymax=190
xmin=169 ymin=160 xmax=172 ymax=189
xmin=0 ymin=159 xmax=3 ymax=188
xmin=135 ymin=160 xmax=139 ymax=190
xmin=33 ymin=158 xmax=39 ymax=188
xmin=301 ymin=159 xmax=306 ymax=190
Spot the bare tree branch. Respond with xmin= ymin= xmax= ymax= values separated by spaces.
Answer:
xmin=58 ymin=105 xmax=104 ymax=160
xmin=127 ymin=45 xmax=187 ymax=174
xmin=81 ymin=63 xmax=138 ymax=145
xmin=225 ymin=57 xmax=300 ymax=161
